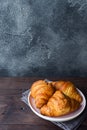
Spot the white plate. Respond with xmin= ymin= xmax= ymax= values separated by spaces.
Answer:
xmin=28 ymin=89 xmax=86 ymax=122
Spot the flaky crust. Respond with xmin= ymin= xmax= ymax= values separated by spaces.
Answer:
xmin=40 ymin=91 xmax=80 ymax=117
xmin=30 ymin=80 xmax=55 ymax=108
xmin=52 ymin=81 xmax=82 ymax=103
xmin=30 ymin=80 xmax=82 ymax=117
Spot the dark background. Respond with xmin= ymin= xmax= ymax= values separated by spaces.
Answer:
xmin=0 ymin=0 xmax=87 ymax=77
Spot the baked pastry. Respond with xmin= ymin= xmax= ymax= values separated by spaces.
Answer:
xmin=30 ymin=80 xmax=82 ymax=117
xmin=30 ymin=80 xmax=55 ymax=108
xmin=40 ymin=90 xmax=80 ymax=117
xmin=52 ymin=81 xmax=82 ymax=103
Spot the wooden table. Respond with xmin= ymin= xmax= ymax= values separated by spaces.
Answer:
xmin=0 ymin=77 xmax=87 ymax=130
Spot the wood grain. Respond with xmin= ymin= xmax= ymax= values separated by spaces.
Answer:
xmin=0 ymin=77 xmax=87 ymax=130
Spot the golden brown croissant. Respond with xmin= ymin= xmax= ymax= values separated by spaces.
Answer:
xmin=40 ymin=90 xmax=80 ymax=117
xmin=52 ymin=81 xmax=82 ymax=103
xmin=30 ymin=80 xmax=55 ymax=108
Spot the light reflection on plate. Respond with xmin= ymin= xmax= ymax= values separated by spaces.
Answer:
xmin=28 ymin=89 xmax=86 ymax=122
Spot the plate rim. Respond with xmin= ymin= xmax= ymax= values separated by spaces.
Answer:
xmin=28 ymin=88 xmax=86 ymax=122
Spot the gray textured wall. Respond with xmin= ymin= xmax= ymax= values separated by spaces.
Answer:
xmin=0 ymin=0 xmax=87 ymax=77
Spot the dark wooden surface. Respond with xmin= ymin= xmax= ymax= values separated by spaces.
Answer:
xmin=0 ymin=77 xmax=87 ymax=130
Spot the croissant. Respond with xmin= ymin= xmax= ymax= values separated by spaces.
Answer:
xmin=30 ymin=80 xmax=55 ymax=108
xmin=52 ymin=81 xmax=82 ymax=103
xmin=40 ymin=90 xmax=80 ymax=117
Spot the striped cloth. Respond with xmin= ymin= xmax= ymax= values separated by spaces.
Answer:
xmin=21 ymin=88 xmax=87 ymax=130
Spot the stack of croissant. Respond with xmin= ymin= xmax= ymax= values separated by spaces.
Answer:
xmin=30 ymin=80 xmax=82 ymax=117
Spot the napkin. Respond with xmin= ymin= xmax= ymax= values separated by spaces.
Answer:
xmin=21 ymin=88 xmax=87 ymax=130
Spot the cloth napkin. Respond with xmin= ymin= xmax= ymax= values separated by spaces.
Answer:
xmin=21 ymin=88 xmax=87 ymax=130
